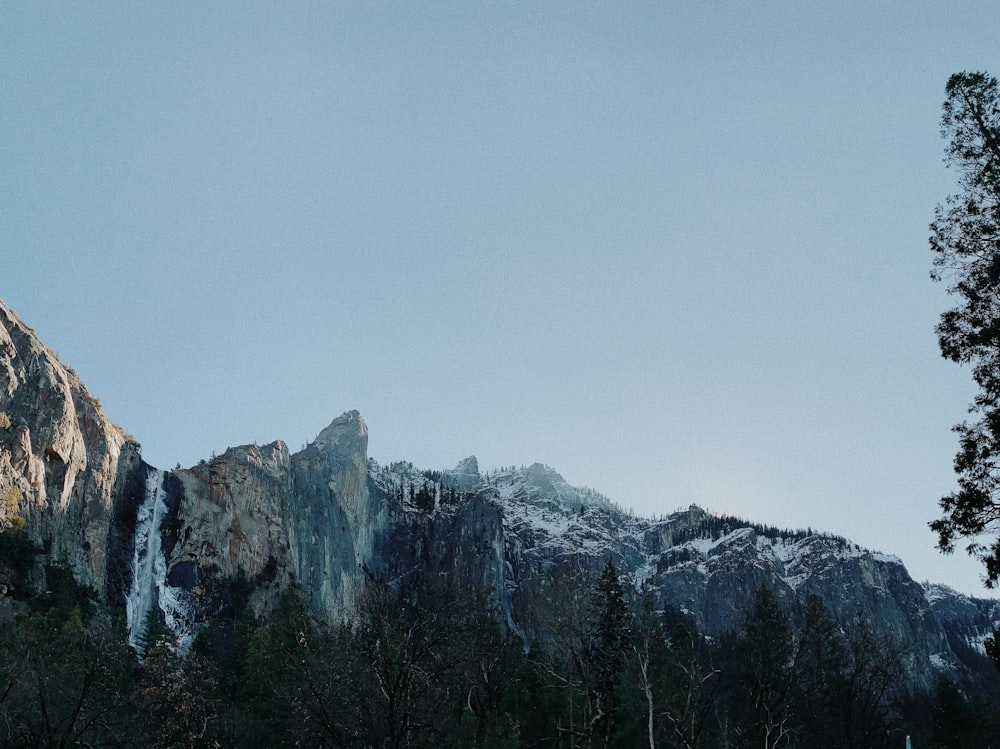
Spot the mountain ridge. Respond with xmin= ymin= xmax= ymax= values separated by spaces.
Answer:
xmin=0 ymin=297 xmax=997 ymax=696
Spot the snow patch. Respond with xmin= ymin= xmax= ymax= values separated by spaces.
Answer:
xmin=633 ymin=560 xmax=656 ymax=589
xmin=929 ymin=652 xmax=952 ymax=671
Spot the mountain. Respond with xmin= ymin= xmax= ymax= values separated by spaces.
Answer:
xmin=0 ymin=297 xmax=997 ymax=693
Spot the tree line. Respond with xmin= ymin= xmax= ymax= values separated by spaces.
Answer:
xmin=0 ymin=545 xmax=997 ymax=749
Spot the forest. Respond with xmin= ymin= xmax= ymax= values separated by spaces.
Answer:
xmin=0 ymin=524 xmax=996 ymax=749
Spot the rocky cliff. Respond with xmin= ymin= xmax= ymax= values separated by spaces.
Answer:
xmin=1 ymin=298 xmax=997 ymax=693
xmin=0 ymin=299 xmax=133 ymax=592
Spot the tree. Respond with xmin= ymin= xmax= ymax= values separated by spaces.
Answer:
xmin=838 ymin=623 xmax=902 ymax=749
xmin=588 ymin=559 xmax=629 ymax=748
xmin=454 ymin=613 xmax=532 ymax=749
xmin=928 ymin=71 xmax=1000 ymax=586
xmin=930 ymin=677 xmax=976 ymax=749
xmin=132 ymin=644 xmax=223 ymax=749
xmin=792 ymin=595 xmax=846 ymax=748
xmin=292 ymin=577 xmax=476 ymax=749
xmin=661 ymin=620 xmax=720 ymax=749
xmin=630 ymin=622 xmax=660 ymax=749
xmin=231 ymin=590 xmax=313 ymax=748
xmin=526 ymin=563 xmax=597 ymax=747
xmin=0 ymin=609 xmax=133 ymax=748
xmin=737 ymin=587 xmax=795 ymax=749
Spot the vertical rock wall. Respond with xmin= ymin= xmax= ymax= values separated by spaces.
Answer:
xmin=0 ymin=300 xmax=128 ymax=590
xmin=287 ymin=410 xmax=380 ymax=621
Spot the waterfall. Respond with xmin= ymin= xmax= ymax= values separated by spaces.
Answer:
xmin=125 ymin=469 xmax=167 ymax=650
xmin=125 ymin=469 xmax=194 ymax=653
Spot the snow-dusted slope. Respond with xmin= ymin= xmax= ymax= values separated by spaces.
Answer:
xmin=363 ymin=456 xmax=998 ymax=692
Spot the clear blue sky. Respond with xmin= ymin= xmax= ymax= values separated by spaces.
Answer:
xmin=3 ymin=3 xmax=998 ymax=595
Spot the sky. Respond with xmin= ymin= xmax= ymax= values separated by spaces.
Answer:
xmin=2 ymin=2 xmax=999 ymax=596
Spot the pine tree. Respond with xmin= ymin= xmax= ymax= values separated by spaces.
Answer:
xmin=928 ymin=71 xmax=1000 ymax=587
xmin=930 ymin=677 xmax=976 ymax=749
xmin=793 ymin=595 xmax=846 ymax=747
xmin=739 ymin=587 xmax=795 ymax=749
xmin=589 ymin=559 xmax=628 ymax=747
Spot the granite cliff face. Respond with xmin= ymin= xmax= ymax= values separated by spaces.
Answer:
xmin=1 ymin=299 xmax=997 ymax=693
xmin=0 ymin=300 xmax=132 ymax=591
xmin=102 ymin=411 xmax=383 ymax=646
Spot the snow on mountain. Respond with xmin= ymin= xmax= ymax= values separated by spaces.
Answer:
xmin=364 ymin=455 xmax=997 ymax=692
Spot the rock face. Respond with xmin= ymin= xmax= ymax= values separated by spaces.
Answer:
xmin=0 ymin=300 xmax=130 ymax=590
xmin=103 ymin=412 xmax=382 ymax=637
xmin=1 ymin=297 xmax=998 ymax=693
xmin=285 ymin=410 xmax=381 ymax=620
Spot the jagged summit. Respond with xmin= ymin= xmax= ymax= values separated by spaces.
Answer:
xmin=442 ymin=456 xmax=480 ymax=493
xmin=489 ymin=462 xmax=615 ymax=513
xmin=454 ymin=455 xmax=479 ymax=474
xmin=310 ymin=409 xmax=367 ymax=454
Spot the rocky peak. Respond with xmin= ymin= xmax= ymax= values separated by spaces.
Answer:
xmin=441 ymin=456 xmax=480 ymax=492
xmin=455 ymin=455 xmax=479 ymax=474
xmin=299 ymin=410 xmax=369 ymax=510
xmin=311 ymin=410 xmax=366 ymax=451
xmin=489 ymin=462 xmax=613 ymax=515
xmin=284 ymin=410 xmax=376 ymax=621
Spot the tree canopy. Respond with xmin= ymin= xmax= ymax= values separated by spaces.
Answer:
xmin=929 ymin=71 xmax=1000 ymax=586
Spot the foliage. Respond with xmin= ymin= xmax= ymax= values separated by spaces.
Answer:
xmin=928 ymin=71 xmax=1000 ymax=586
xmin=588 ymin=560 xmax=628 ymax=747
xmin=930 ymin=677 xmax=976 ymax=749
xmin=0 ymin=568 xmax=995 ymax=746
xmin=131 ymin=643 xmax=223 ymax=748
xmin=667 ymin=510 xmax=847 ymax=549
xmin=30 ymin=563 xmax=98 ymax=622
xmin=1 ymin=486 xmax=23 ymax=532
xmin=737 ymin=587 xmax=796 ymax=749
xmin=0 ymin=610 xmax=133 ymax=747
xmin=792 ymin=595 xmax=845 ymax=747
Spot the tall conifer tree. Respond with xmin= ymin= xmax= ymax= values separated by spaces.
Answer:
xmin=929 ymin=71 xmax=1000 ymax=586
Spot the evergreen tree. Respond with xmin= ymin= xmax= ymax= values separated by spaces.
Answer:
xmin=928 ymin=71 xmax=1000 ymax=587
xmin=589 ymin=559 xmax=628 ymax=748
xmin=230 ymin=587 xmax=315 ymax=747
xmin=793 ymin=595 xmax=846 ymax=748
xmin=662 ymin=619 xmax=719 ymax=749
xmin=738 ymin=587 xmax=795 ymax=749
xmin=930 ymin=677 xmax=976 ymax=749
xmin=620 ymin=601 xmax=671 ymax=749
